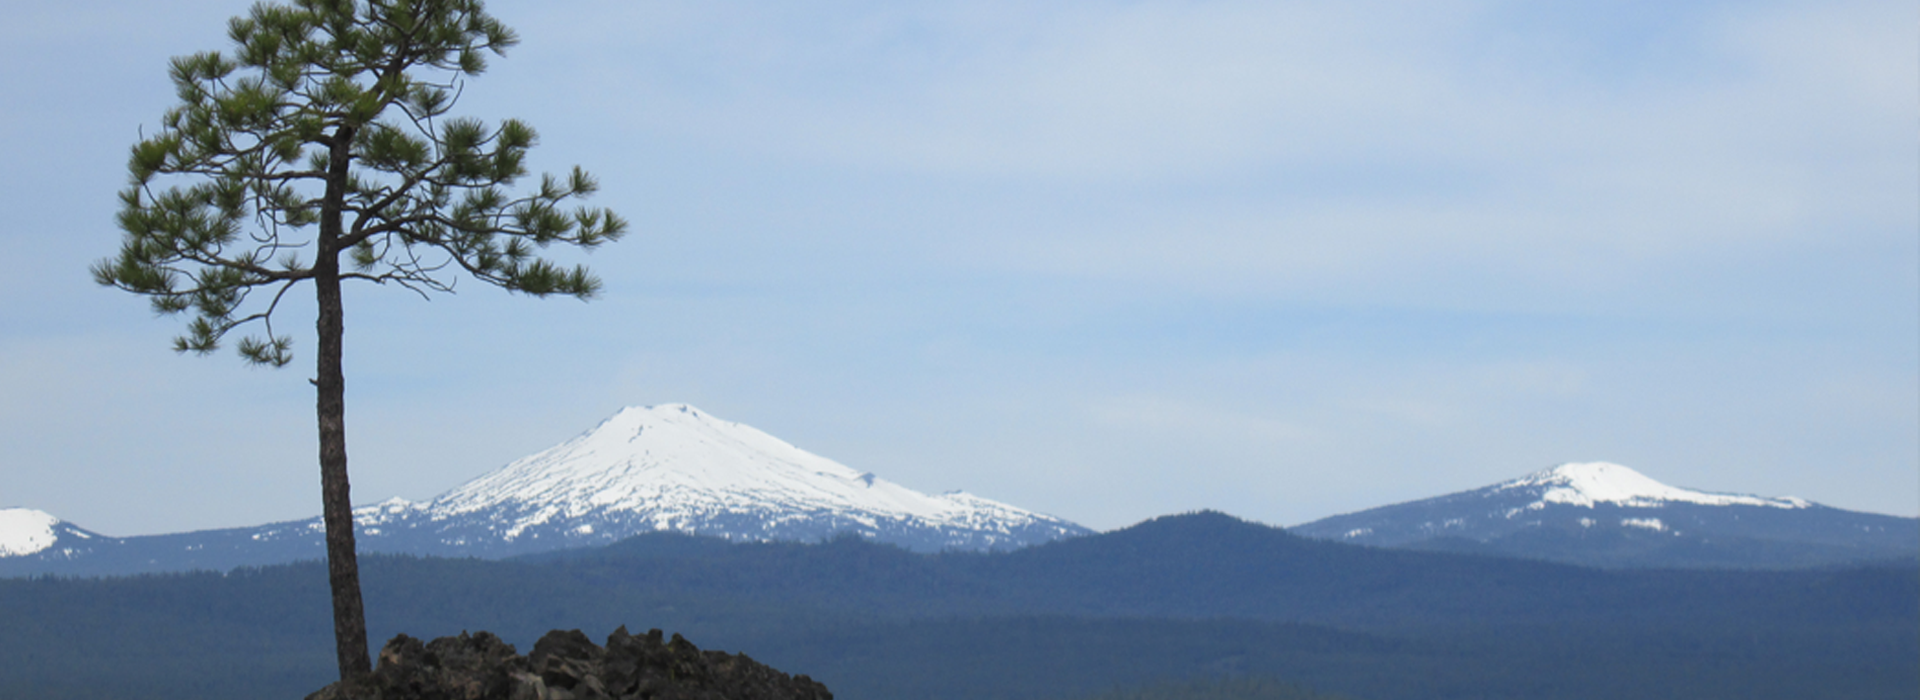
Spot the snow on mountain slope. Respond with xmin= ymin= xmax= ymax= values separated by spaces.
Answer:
xmin=0 ymin=508 xmax=59 ymax=557
xmin=1498 ymin=462 xmax=1810 ymax=510
xmin=324 ymin=404 xmax=1089 ymax=554
xmin=2 ymin=404 xmax=1088 ymax=576
xmin=1291 ymin=462 xmax=1917 ymax=569
xmin=424 ymin=404 xmax=1021 ymax=534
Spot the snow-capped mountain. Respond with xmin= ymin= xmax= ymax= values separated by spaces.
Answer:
xmin=0 ymin=508 xmax=117 ymax=560
xmin=1290 ymin=462 xmax=1918 ymax=569
xmin=312 ymin=403 xmax=1088 ymax=555
xmin=0 ymin=404 xmax=1089 ymax=577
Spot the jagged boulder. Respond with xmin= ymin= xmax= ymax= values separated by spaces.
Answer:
xmin=306 ymin=627 xmax=832 ymax=700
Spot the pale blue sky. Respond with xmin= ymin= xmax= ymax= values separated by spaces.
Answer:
xmin=2 ymin=0 xmax=1914 ymax=535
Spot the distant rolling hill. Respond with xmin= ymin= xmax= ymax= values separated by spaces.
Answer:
xmin=1290 ymin=462 xmax=1918 ymax=569
xmin=518 ymin=510 xmax=1919 ymax=628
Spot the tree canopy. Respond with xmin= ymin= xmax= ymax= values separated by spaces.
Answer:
xmin=92 ymin=0 xmax=627 ymax=680
xmin=95 ymin=0 xmax=626 ymax=365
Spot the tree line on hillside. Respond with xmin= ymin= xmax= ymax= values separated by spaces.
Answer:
xmin=0 ymin=539 xmax=1913 ymax=700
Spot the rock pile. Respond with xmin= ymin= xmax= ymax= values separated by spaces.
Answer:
xmin=306 ymin=627 xmax=832 ymax=700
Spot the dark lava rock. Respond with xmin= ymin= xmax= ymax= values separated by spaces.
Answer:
xmin=306 ymin=627 xmax=832 ymax=700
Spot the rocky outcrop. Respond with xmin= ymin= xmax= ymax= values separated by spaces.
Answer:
xmin=306 ymin=627 xmax=832 ymax=700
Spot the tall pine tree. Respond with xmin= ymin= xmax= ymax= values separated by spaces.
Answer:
xmin=93 ymin=0 xmax=626 ymax=680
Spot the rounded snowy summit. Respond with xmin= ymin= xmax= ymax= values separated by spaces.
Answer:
xmin=0 ymin=508 xmax=60 ymax=557
xmin=1498 ymin=462 xmax=1809 ymax=509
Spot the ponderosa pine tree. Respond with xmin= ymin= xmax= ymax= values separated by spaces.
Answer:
xmin=92 ymin=0 xmax=625 ymax=681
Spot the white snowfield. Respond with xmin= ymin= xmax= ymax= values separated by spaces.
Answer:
xmin=355 ymin=404 xmax=1071 ymax=541
xmin=0 ymin=508 xmax=59 ymax=557
xmin=1497 ymin=462 xmax=1810 ymax=510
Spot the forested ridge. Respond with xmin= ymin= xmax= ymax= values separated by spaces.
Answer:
xmin=2 ymin=513 xmax=1913 ymax=699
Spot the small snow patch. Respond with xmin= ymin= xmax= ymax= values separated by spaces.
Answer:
xmin=1620 ymin=517 xmax=1666 ymax=532
xmin=1343 ymin=528 xmax=1373 ymax=539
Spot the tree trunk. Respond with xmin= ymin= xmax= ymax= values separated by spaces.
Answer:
xmin=317 ymin=126 xmax=371 ymax=681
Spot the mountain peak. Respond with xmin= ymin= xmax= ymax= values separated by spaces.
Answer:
xmin=361 ymin=403 xmax=1090 ymax=553
xmin=1288 ymin=461 xmax=1912 ymax=569
xmin=1498 ymin=462 xmax=1809 ymax=510
xmin=429 ymin=403 xmax=892 ymax=521
xmin=0 ymin=508 xmax=60 ymax=557
xmin=612 ymin=403 xmax=705 ymax=421
xmin=1 ymin=404 xmax=1088 ymax=575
